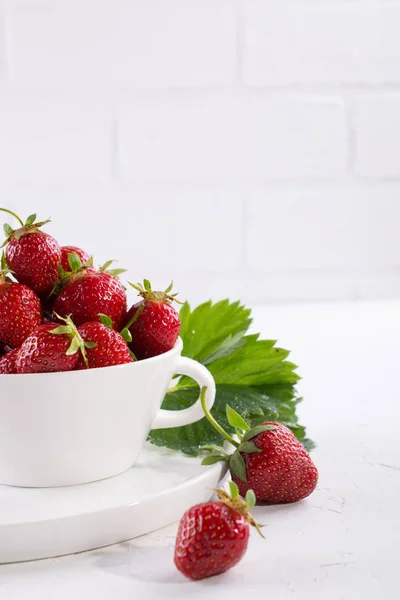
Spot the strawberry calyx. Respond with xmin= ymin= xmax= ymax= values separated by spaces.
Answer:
xmin=128 ymin=279 xmax=183 ymax=305
xmin=199 ymin=386 xmax=275 ymax=483
xmin=51 ymin=252 xmax=94 ymax=296
xmin=0 ymin=209 xmax=51 ymax=247
xmin=0 ymin=251 xmax=14 ymax=284
xmin=50 ymin=313 xmax=97 ymax=368
xmin=99 ymin=260 xmax=127 ymax=279
xmin=215 ymin=481 xmax=264 ymax=538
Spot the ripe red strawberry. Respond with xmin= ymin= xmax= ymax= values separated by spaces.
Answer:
xmin=124 ymin=280 xmax=181 ymax=360
xmin=1 ymin=210 xmax=61 ymax=297
xmin=199 ymin=392 xmax=318 ymax=505
xmin=232 ymin=422 xmax=318 ymax=504
xmin=174 ymin=482 xmax=261 ymax=581
xmin=75 ymin=321 xmax=133 ymax=370
xmin=60 ymin=246 xmax=90 ymax=272
xmin=16 ymin=321 xmax=87 ymax=374
xmin=0 ymin=348 xmax=19 ymax=374
xmin=53 ymin=268 xmax=127 ymax=330
xmin=0 ymin=261 xmax=42 ymax=348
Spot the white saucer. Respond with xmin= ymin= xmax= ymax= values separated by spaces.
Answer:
xmin=0 ymin=443 xmax=227 ymax=564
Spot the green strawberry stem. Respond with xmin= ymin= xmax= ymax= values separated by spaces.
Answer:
xmin=0 ymin=208 xmax=24 ymax=227
xmin=200 ymin=386 xmax=239 ymax=449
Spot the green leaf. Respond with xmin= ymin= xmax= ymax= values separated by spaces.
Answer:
xmin=66 ymin=336 xmax=81 ymax=356
xmin=229 ymin=451 xmax=246 ymax=482
xmin=100 ymin=260 xmax=114 ymax=271
xmin=201 ymin=455 xmax=227 ymax=466
xmin=179 ymin=300 xmax=252 ymax=365
xmin=238 ymin=441 xmax=262 ymax=454
xmin=242 ymin=424 xmax=276 ymax=443
xmin=147 ymin=298 xmax=314 ymax=455
xmin=98 ymin=314 xmax=113 ymax=329
xmin=49 ymin=325 xmax=71 ymax=335
xmin=226 ymin=405 xmax=249 ymax=432
xmin=106 ymin=268 xmax=127 ymax=277
xmin=229 ymin=481 xmax=239 ymax=499
xmin=120 ymin=327 xmax=132 ymax=343
xmin=68 ymin=252 xmax=82 ymax=272
xmin=25 ymin=213 xmax=36 ymax=226
xmin=143 ymin=279 xmax=151 ymax=292
xmin=3 ymin=223 xmax=13 ymax=237
xmin=84 ymin=341 xmax=97 ymax=349
xmin=245 ymin=489 xmax=256 ymax=509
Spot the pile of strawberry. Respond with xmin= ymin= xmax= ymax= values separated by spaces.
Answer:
xmin=0 ymin=209 xmax=181 ymax=374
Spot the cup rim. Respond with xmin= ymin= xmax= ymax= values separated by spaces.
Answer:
xmin=0 ymin=337 xmax=184 ymax=379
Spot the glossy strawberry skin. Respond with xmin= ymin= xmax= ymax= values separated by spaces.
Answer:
xmin=0 ymin=348 xmax=19 ymax=374
xmin=233 ymin=422 xmax=318 ymax=504
xmin=53 ymin=271 xmax=127 ymax=330
xmin=0 ymin=281 xmax=42 ymax=348
xmin=60 ymin=246 xmax=90 ymax=271
xmin=76 ymin=322 xmax=133 ymax=370
xmin=6 ymin=231 xmax=61 ymax=297
xmin=174 ymin=501 xmax=249 ymax=580
xmin=16 ymin=324 xmax=79 ymax=374
xmin=125 ymin=300 xmax=180 ymax=360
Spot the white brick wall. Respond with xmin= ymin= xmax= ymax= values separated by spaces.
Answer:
xmin=0 ymin=0 xmax=399 ymax=305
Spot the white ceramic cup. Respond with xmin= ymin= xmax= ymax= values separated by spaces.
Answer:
xmin=0 ymin=338 xmax=215 ymax=488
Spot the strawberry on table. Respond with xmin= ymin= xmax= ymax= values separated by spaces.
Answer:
xmin=0 ymin=254 xmax=42 ymax=348
xmin=124 ymin=280 xmax=181 ymax=360
xmin=76 ymin=321 xmax=133 ymax=370
xmin=199 ymin=389 xmax=318 ymax=505
xmin=0 ymin=348 xmax=19 ymax=374
xmin=53 ymin=259 xmax=127 ymax=330
xmin=232 ymin=422 xmax=319 ymax=504
xmin=1 ymin=209 xmax=61 ymax=297
xmin=174 ymin=481 xmax=262 ymax=581
xmin=60 ymin=246 xmax=90 ymax=272
xmin=16 ymin=318 xmax=91 ymax=374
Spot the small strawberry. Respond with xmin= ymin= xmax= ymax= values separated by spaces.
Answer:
xmin=174 ymin=481 xmax=262 ymax=581
xmin=124 ymin=280 xmax=181 ymax=360
xmin=0 ymin=255 xmax=42 ymax=348
xmin=75 ymin=320 xmax=133 ymax=370
xmin=0 ymin=348 xmax=19 ymax=374
xmin=1 ymin=209 xmax=61 ymax=297
xmin=60 ymin=246 xmax=90 ymax=272
xmin=16 ymin=318 xmax=90 ymax=374
xmin=199 ymin=389 xmax=318 ymax=505
xmin=53 ymin=259 xmax=127 ymax=330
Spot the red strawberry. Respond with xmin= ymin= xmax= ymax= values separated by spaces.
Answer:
xmin=16 ymin=320 xmax=87 ymax=374
xmin=60 ymin=246 xmax=90 ymax=272
xmin=174 ymin=482 xmax=262 ymax=581
xmin=76 ymin=321 xmax=133 ymax=370
xmin=0 ymin=348 xmax=19 ymax=374
xmin=53 ymin=268 xmax=127 ymax=330
xmin=232 ymin=422 xmax=318 ymax=504
xmin=1 ymin=209 xmax=61 ymax=297
xmin=0 ymin=260 xmax=42 ymax=348
xmin=199 ymin=392 xmax=318 ymax=505
xmin=124 ymin=280 xmax=181 ymax=360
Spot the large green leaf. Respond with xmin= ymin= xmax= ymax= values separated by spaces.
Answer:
xmin=179 ymin=299 xmax=252 ymax=365
xmin=148 ymin=300 xmax=314 ymax=455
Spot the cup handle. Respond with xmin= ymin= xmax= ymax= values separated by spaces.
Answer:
xmin=151 ymin=356 xmax=216 ymax=429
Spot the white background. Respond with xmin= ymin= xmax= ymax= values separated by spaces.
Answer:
xmin=0 ymin=0 xmax=400 ymax=306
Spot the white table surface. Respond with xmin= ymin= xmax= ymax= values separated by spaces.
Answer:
xmin=1 ymin=300 xmax=399 ymax=600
